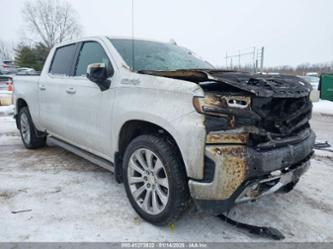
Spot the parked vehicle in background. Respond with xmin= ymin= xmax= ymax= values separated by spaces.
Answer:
xmin=300 ymin=75 xmax=320 ymax=90
xmin=266 ymin=72 xmax=280 ymax=75
xmin=13 ymin=36 xmax=315 ymax=225
xmin=306 ymin=72 xmax=319 ymax=77
xmin=0 ymin=75 xmax=13 ymax=106
xmin=16 ymin=67 xmax=39 ymax=75
xmin=0 ymin=60 xmax=17 ymax=75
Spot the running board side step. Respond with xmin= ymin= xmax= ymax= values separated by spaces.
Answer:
xmin=47 ymin=136 xmax=114 ymax=172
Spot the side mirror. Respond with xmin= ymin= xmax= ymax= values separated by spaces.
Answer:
xmin=86 ymin=63 xmax=111 ymax=91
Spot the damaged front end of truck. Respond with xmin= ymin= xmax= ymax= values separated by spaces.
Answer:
xmin=140 ymin=69 xmax=315 ymax=214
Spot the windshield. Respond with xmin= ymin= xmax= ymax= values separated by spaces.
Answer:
xmin=109 ymin=38 xmax=214 ymax=71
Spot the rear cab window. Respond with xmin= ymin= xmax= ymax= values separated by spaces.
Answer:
xmin=49 ymin=44 xmax=77 ymax=75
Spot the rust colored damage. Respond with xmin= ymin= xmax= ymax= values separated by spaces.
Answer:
xmin=190 ymin=145 xmax=248 ymax=200
xmin=200 ymin=95 xmax=251 ymax=111
xmin=209 ymin=146 xmax=247 ymax=200
xmin=228 ymin=115 xmax=236 ymax=129
xmin=206 ymin=132 xmax=249 ymax=144
xmin=139 ymin=69 xmax=208 ymax=82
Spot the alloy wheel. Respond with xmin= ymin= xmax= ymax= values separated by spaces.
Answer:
xmin=127 ymin=148 xmax=170 ymax=215
xmin=20 ymin=113 xmax=31 ymax=144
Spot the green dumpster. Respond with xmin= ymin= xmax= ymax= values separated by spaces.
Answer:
xmin=319 ymin=74 xmax=333 ymax=101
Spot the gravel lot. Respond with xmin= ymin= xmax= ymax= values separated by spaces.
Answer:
xmin=0 ymin=112 xmax=333 ymax=242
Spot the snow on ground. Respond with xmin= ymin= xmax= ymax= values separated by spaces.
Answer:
xmin=313 ymin=99 xmax=333 ymax=116
xmin=0 ymin=104 xmax=14 ymax=117
xmin=0 ymin=115 xmax=333 ymax=242
xmin=311 ymin=113 xmax=333 ymax=146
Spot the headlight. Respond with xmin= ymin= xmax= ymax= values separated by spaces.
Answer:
xmin=193 ymin=94 xmax=251 ymax=116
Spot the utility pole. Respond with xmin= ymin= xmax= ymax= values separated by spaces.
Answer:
xmin=252 ymin=47 xmax=256 ymax=73
xmin=224 ymin=47 xmax=265 ymax=72
xmin=238 ymin=50 xmax=241 ymax=69
xmin=260 ymin=47 xmax=265 ymax=73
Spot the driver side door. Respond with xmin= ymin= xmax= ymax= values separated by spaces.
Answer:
xmin=62 ymin=40 xmax=115 ymax=156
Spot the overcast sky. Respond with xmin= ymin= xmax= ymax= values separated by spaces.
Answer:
xmin=1 ymin=0 xmax=333 ymax=67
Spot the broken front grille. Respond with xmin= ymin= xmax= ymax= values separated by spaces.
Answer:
xmin=250 ymin=96 xmax=312 ymax=148
xmin=252 ymin=96 xmax=312 ymax=135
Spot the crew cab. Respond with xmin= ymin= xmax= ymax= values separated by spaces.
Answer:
xmin=13 ymin=36 xmax=315 ymax=225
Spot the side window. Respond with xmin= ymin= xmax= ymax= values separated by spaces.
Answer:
xmin=74 ymin=42 xmax=113 ymax=76
xmin=49 ymin=44 xmax=77 ymax=75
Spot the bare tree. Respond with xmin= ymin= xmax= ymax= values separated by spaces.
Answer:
xmin=22 ymin=0 xmax=82 ymax=49
xmin=0 ymin=40 xmax=14 ymax=60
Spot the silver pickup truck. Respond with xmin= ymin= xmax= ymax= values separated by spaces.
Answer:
xmin=13 ymin=36 xmax=315 ymax=225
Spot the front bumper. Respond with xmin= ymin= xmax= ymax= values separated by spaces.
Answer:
xmin=188 ymin=129 xmax=315 ymax=214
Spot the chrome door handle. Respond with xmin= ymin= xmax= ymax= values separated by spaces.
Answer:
xmin=66 ymin=87 xmax=76 ymax=94
xmin=39 ymin=85 xmax=46 ymax=91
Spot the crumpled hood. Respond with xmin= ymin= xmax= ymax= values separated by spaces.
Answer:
xmin=139 ymin=69 xmax=312 ymax=98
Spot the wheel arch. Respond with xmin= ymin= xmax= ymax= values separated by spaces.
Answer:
xmin=114 ymin=120 xmax=186 ymax=183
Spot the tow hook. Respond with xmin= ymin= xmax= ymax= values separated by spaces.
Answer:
xmin=216 ymin=213 xmax=285 ymax=240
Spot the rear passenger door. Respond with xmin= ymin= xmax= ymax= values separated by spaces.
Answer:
xmin=39 ymin=43 xmax=78 ymax=137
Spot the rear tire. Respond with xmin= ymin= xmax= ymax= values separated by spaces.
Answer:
xmin=18 ymin=107 xmax=46 ymax=149
xmin=123 ymin=134 xmax=191 ymax=225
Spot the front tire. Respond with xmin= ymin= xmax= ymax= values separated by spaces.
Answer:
xmin=18 ymin=107 xmax=46 ymax=149
xmin=123 ymin=134 xmax=191 ymax=225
